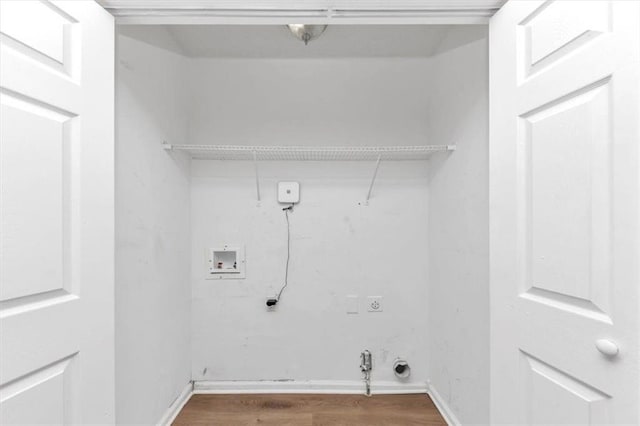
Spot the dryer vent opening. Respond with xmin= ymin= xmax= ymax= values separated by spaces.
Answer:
xmin=393 ymin=359 xmax=411 ymax=380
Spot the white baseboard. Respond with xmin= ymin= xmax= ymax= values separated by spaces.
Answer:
xmin=426 ymin=381 xmax=461 ymax=426
xmin=157 ymin=380 xmax=450 ymax=426
xmin=157 ymin=381 xmax=194 ymax=426
xmin=194 ymin=380 xmax=427 ymax=395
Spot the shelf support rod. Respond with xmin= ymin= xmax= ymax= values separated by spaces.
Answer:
xmin=253 ymin=150 xmax=261 ymax=203
xmin=365 ymin=154 xmax=382 ymax=204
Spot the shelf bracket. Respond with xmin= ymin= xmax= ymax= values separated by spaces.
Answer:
xmin=253 ymin=150 xmax=261 ymax=205
xmin=364 ymin=154 xmax=382 ymax=205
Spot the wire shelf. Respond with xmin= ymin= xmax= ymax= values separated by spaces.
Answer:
xmin=163 ymin=144 xmax=455 ymax=161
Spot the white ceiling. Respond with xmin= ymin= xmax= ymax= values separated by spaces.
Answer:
xmin=120 ymin=25 xmax=482 ymax=58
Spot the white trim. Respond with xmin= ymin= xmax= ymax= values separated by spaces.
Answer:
xmin=157 ymin=382 xmax=194 ymax=426
xmin=426 ymin=381 xmax=461 ymax=426
xmin=154 ymin=380 xmax=451 ymax=425
xmin=109 ymin=14 xmax=492 ymax=26
xmin=99 ymin=0 xmax=505 ymax=10
xmin=194 ymin=380 xmax=427 ymax=395
xmin=97 ymin=0 xmax=504 ymax=24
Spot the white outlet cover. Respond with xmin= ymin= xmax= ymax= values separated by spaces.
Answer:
xmin=367 ymin=296 xmax=383 ymax=312
xmin=278 ymin=181 xmax=300 ymax=204
xmin=346 ymin=295 xmax=359 ymax=314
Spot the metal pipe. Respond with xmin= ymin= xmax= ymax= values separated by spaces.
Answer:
xmin=360 ymin=350 xmax=372 ymax=397
xmin=365 ymin=155 xmax=382 ymax=203
xmin=253 ymin=150 xmax=261 ymax=202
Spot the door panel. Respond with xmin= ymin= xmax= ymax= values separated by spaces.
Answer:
xmin=520 ymin=0 xmax=610 ymax=78
xmin=520 ymin=352 xmax=610 ymax=426
xmin=0 ymin=356 xmax=74 ymax=425
xmin=490 ymin=1 xmax=639 ymax=424
xmin=0 ymin=1 xmax=114 ymax=424
xmin=521 ymin=77 xmax=612 ymax=317
xmin=0 ymin=95 xmax=75 ymax=302
xmin=0 ymin=0 xmax=77 ymax=75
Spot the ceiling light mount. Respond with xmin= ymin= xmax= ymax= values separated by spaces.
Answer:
xmin=286 ymin=24 xmax=327 ymax=45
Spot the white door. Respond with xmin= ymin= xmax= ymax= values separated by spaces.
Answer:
xmin=0 ymin=1 xmax=114 ymax=424
xmin=490 ymin=1 xmax=639 ymax=424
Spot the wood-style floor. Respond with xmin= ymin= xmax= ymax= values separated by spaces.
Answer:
xmin=173 ymin=394 xmax=447 ymax=426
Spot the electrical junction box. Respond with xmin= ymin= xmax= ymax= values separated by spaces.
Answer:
xmin=278 ymin=182 xmax=300 ymax=204
xmin=206 ymin=245 xmax=245 ymax=279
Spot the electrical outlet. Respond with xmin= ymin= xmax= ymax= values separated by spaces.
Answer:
xmin=266 ymin=294 xmax=278 ymax=311
xmin=367 ymin=296 xmax=383 ymax=312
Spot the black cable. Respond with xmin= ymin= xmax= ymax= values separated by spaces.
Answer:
xmin=276 ymin=205 xmax=293 ymax=302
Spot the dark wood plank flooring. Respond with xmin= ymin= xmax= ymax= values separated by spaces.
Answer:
xmin=173 ymin=394 xmax=447 ymax=425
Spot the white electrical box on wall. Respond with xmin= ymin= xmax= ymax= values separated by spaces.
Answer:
xmin=278 ymin=181 xmax=300 ymax=204
xmin=206 ymin=245 xmax=245 ymax=279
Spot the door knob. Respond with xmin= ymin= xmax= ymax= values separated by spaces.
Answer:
xmin=595 ymin=339 xmax=619 ymax=357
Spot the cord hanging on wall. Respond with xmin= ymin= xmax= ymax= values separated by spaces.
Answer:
xmin=266 ymin=204 xmax=294 ymax=308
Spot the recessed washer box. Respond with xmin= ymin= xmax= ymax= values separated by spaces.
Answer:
xmin=278 ymin=182 xmax=300 ymax=204
xmin=206 ymin=245 xmax=245 ymax=279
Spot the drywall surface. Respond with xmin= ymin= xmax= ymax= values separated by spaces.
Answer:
xmin=426 ymin=27 xmax=490 ymax=424
xmin=115 ymin=28 xmax=191 ymax=425
xmin=114 ymin=25 xmax=488 ymax=419
xmin=187 ymin=58 xmax=432 ymax=147
xmin=191 ymin=160 xmax=430 ymax=385
xmin=188 ymin=56 xmax=433 ymax=385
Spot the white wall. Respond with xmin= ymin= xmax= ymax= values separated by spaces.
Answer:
xmin=115 ymin=28 xmax=192 ymax=424
xmin=189 ymin=57 xmax=433 ymax=386
xmin=191 ymin=161 xmax=430 ymax=384
xmin=114 ymin=25 xmax=489 ymax=421
xmin=426 ymin=27 xmax=490 ymax=424
xmin=188 ymin=58 xmax=432 ymax=147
